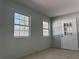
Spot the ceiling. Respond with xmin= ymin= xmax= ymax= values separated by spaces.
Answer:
xmin=15 ymin=0 xmax=79 ymax=17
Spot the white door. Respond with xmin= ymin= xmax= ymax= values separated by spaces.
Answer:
xmin=61 ymin=18 xmax=78 ymax=50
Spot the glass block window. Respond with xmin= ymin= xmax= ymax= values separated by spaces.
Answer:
xmin=43 ymin=21 xmax=49 ymax=36
xmin=14 ymin=13 xmax=31 ymax=37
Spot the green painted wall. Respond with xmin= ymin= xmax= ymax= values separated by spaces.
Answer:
xmin=50 ymin=17 xmax=61 ymax=48
xmin=53 ymin=35 xmax=61 ymax=48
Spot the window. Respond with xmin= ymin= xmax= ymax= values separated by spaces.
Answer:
xmin=43 ymin=21 xmax=49 ymax=36
xmin=14 ymin=13 xmax=31 ymax=37
xmin=64 ymin=23 xmax=72 ymax=35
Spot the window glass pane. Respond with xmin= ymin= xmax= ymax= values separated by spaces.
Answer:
xmin=43 ymin=21 xmax=48 ymax=29
xmin=24 ymin=27 xmax=29 ymax=31
xmin=20 ymin=14 xmax=25 ymax=20
xmin=25 ymin=16 xmax=29 ymax=22
xmin=15 ymin=13 xmax=20 ymax=19
xmin=24 ymin=31 xmax=29 ymax=36
xmin=43 ymin=29 xmax=49 ymax=36
xmin=19 ymin=26 xmax=25 ymax=31
xmin=20 ymin=20 xmax=25 ymax=25
xmin=15 ymin=18 xmax=20 ymax=24
xmin=14 ymin=25 xmax=20 ymax=30
xmin=19 ymin=31 xmax=25 ymax=36
xmin=14 ymin=30 xmax=19 ymax=36
xmin=43 ymin=24 xmax=48 ymax=29
xmin=43 ymin=21 xmax=48 ymax=26
xmin=25 ymin=21 xmax=29 ymax=26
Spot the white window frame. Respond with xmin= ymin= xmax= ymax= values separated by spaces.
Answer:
xmin=43 ymin=21 xmax=50 ymax=36
xmin=14 ymin=13 xmax=31 ymax=38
